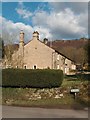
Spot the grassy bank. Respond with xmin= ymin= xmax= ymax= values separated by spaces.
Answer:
xmin=2 ymin=73 xmax=89 ymax=108
xmin=2 ymin=93 xmax=75 ymax=108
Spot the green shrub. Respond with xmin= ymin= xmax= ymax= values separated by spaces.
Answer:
xmin=2 ymin=69 xmax=63 ymax=88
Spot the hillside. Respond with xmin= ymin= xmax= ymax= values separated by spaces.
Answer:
xmin=48 ymin=38 xmax=88 ymax=49
xmin=47 ymin=38 xmax=88 ymax=64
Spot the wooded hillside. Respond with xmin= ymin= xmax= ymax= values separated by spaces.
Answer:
xmin=48 ymin=38 xmax=89 ymax=65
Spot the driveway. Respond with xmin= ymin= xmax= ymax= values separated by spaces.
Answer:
xmin=2 ymin=105 xmax=88 ymax=118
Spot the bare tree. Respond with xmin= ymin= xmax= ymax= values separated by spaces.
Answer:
xmin=2 ymin=33 xmax=17 ymax=68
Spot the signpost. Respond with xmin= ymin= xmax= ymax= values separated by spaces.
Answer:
xmin=70 ymin=89 xmax=79 ymax=99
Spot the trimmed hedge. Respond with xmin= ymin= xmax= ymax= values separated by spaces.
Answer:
xmin=2 ymin=69 xmax=63 ymax=88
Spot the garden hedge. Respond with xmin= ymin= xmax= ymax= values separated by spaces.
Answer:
xmin=2 ymin=69 xmax=63 ymax=88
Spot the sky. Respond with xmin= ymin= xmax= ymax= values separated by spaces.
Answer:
xmin=0 ymin=1 xmax=88 ymax=44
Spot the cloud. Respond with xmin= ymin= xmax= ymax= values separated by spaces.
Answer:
xmin=1 ymin=2 xmax=88 ymax=44
xmin=15 ymin=2 xmax=49 ymax=20
xmin=1 ymin=16 xmax=52 ymax=44
xmin=33 ymin=26 xmax=52 ymax=40
xmin=32 ymin=6 xmax=88 ymax=40
xmin=49 ymin=2 xmax=88 ymax=14
xmin=32 ymin=11 xmax=49 ymax=26
xmin=16 ymin=1 xmax=32 ymax=19
xmin=1 ymin=16 xmax=34 ymax=44
xmin=16 ymin=8 xmax=32 ymax=19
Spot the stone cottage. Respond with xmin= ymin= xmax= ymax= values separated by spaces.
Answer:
xmin=4 ymin=30 xmax=76 ymax=74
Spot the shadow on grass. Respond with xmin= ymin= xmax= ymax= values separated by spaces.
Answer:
xmin=70 ymin=96 xmax=89 ymax=110
xmin=64 ymin=74 xmax=90 ymax=83
xmin=77 ymin=97 xmax=89 ymax=106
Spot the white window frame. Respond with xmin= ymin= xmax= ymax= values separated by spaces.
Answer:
xmin=57 ymin=64 xmax=59 ymax=69
xmin=16 ymin=66 xmax=18 ymax=68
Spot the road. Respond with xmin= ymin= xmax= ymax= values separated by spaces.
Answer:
xmin=2 ymin=105 xmax=88 ymax=118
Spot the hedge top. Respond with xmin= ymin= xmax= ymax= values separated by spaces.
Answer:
xmin=2 ymin=69 xmax=63 ymax=88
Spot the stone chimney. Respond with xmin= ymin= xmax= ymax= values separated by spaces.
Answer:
xmin=19 ymin=30 xmax=24 ymax=48
xmin=19 ymin=30 xmax=24 ymax=68
xmin=43 ymin=38 xmax=48 ymax=44
xmin=33 ymin=31 xmax=39 ymax=40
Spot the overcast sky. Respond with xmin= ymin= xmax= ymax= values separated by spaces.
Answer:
xmin=0 ymin=1 xmax=88 ymax=44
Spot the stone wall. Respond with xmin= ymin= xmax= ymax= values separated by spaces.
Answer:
xmin=17 ymin=87 xmax=69 ymax=100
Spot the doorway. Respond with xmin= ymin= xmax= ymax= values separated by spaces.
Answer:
xmin=33 ymin=65 xmax=37 ymax=69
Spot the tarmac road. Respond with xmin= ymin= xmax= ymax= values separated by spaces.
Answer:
xmin=2 ymin=105 xmax=88 ymax=118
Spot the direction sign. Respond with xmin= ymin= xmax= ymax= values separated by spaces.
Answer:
xmin=70 ymin=89 xmax=79 ymax=93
